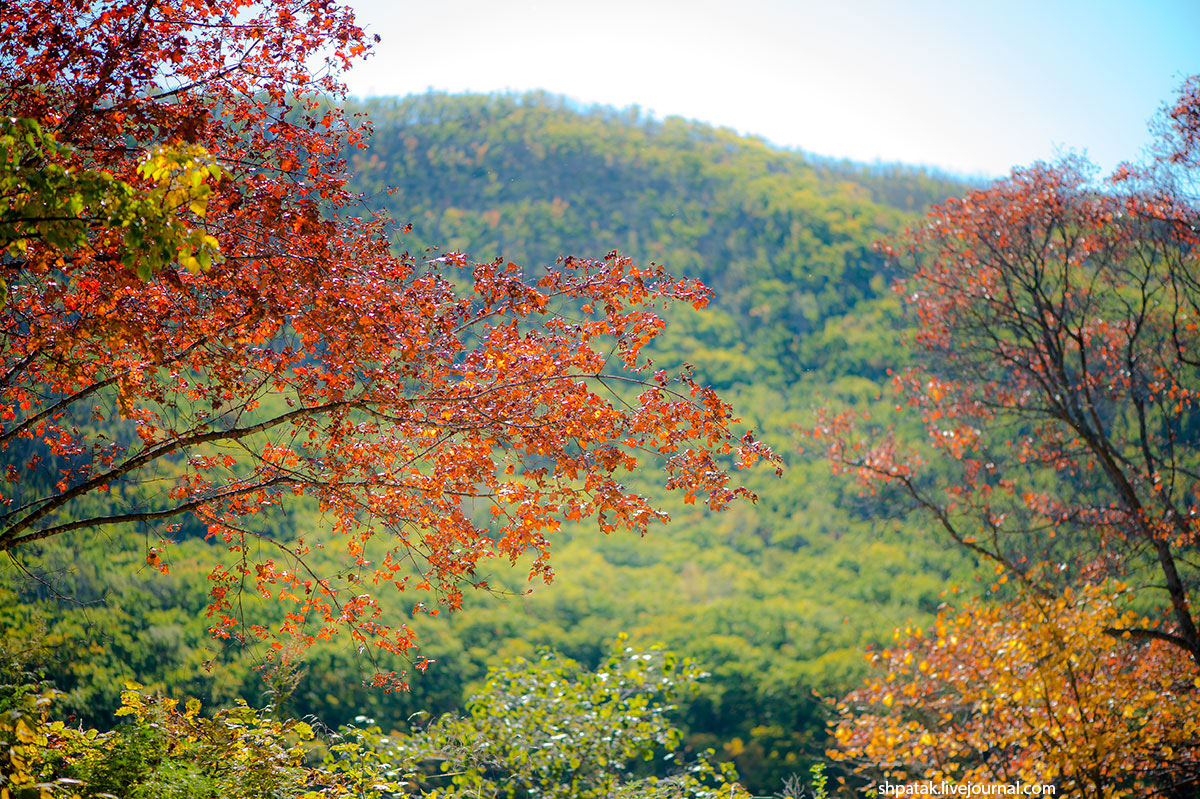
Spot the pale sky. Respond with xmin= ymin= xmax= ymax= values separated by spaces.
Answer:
xmin=341 ymin=0 xmax=1199 ymax=178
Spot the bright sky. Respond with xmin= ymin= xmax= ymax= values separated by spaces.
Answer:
xmin=342 ymin=0 xmax=1199 ymax=178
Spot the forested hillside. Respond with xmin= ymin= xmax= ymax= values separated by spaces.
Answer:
xmin=3 ymin=92 xmax=977 ymax=792
xmin=333 ymin=96 xmax=978 ymax=787
xmin=348 ymin=92 xmax=965 ymax=388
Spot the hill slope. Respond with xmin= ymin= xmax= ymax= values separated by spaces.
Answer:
xmin=4 ymin=92 xmax=977 ymax=792
xmin=349 ymin=91 xmax=965 ymax=388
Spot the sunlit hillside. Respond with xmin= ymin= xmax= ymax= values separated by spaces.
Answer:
xmin=3 ymin=92 xmax=980 ymax=792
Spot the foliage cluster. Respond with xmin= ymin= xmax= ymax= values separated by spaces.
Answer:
xmin=832 ymin=584 xmax=1200 ymax=795
xmin=3 ymin=644 xmax=750 ymax=799
xmin=362 ymin=643 xmax=748 ymax=799
xmin=2 ymin=0 xmax=772 ymax=689
xmin=1 ymin=680 xmax=398 ymax=799
xmin=0 ymin=117 xmax=222 ymax=285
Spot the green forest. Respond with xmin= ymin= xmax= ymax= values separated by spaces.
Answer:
xmin=5 ymin=3 xmax=1200 ymax=797
xmin=3 ymin=90 xmax=978 ymax=794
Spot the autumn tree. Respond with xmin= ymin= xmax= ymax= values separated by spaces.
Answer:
xmin=831 ymin=584 xmax=1200 ymax=796
xmin=808 ymin=76 xmax=1200 ymax=794
xmin=0 ymin=0 xmax=773 ymax=681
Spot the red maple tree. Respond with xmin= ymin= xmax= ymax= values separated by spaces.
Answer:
xmin=0 ymin=0 xmax=775 ymax=683
xmin=809 ymin=141 xmax=1200 ymax=666
xmin=809 ymin=76 xmax=1200 ymax=794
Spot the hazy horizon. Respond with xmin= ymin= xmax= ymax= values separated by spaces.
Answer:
xmin=342 ymin=0 xmax=1199 ymax=179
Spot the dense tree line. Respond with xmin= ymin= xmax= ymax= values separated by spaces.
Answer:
xmin=347 ymin=91 xmax=966 ymax=388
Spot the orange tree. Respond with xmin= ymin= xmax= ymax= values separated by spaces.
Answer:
xmin=807 ymin=77 xmax=1200 ymax=793
xmin=0 ymin=0 xmax=775 ymax=684
xmin=830 ymin=584 xmax=1200 ymax=797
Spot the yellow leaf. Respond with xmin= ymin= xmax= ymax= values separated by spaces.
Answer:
xmin=13 ymin=719 xmax=37 ymax=743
